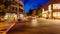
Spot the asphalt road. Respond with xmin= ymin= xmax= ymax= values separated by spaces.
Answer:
xmin=7 ymin=18 xmax=60 ymax=34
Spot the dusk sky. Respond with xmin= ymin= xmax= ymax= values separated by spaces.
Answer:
xmin=21 ymin=0 xmax=50 ymax=13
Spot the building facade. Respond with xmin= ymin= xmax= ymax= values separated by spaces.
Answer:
xmin=40 ymin=0 xmax=60 ymax=19
xmin=7 ymin=0 xmax=24 ymax=13
xmin=4 ymin=0 xmax=24 ymax=20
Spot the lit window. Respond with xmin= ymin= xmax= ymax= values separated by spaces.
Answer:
xmin=48 ymin=5 xmax=51 ymax=11
xmin=42 ymin=14 xmax=47 ymax=17
xmin=53 ymin=4 xmax=60 ymax=9
xmin=53 ymin=12 xmax=58 ymax=17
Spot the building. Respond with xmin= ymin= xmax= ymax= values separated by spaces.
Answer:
xmin=0 ymin=0 xmax=24 ymax=14
xmin=4 ymin=0 xmax=24 ymax=20
xmin=7 ymin=0 xmax=24 ymax=13
xmin=40 ymin=0 xmax=60 ymax=19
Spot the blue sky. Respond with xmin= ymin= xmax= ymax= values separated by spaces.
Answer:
xmin=21 ymin=0 xmax=50 ymax=13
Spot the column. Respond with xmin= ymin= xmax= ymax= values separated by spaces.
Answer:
xmin=51 ymin=4 xmax=53 ymax=19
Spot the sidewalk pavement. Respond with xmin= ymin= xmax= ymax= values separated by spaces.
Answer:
xmin=0 ymin=21 xmax=15 ymax=34
xmin=37 ymin=18 xmax=60 ymax=21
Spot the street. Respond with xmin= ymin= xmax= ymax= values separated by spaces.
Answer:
xmin=0 ymin=0 xmax=60 ymax=34
xmin=7 ymin=18 xmax=60 ymax=34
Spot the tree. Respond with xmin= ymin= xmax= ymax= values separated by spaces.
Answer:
xmin=37 ymin=10 xmax=42 ymax=17
xmin=0 ymin=0 xmax=10 ymax=21
xmin=4 ymin=0 xmax=10 ymax=9
xmin=0 ymin=10 xmax=6 ymax=21
xmin=27 ymin=9 xmax=33 ymax=16
xmin=0 ymin=0 xmax=4 ymax=4
xmin=0 ymin=10 xmax=6 ymax=16
xmin=0 ymin=0 xmax=11 ymax=15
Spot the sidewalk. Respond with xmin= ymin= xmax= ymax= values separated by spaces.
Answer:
xmin=0 ymin=21 xmax=15 ymax=34
xmin=37 ymin=18 xmax=60 ymax=21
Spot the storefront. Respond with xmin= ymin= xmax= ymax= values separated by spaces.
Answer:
xmin=42 ymin=11 xmax=48 ymax=18
xmin=4 ymin=13 xmax=17 ymax=21
xmin=53 ymin=10 xmax=60 ymax=19
xmin=42 ymin=3 xmax=60 ymax=19
xmin=53 ymin=4 xmax=60 ymax=19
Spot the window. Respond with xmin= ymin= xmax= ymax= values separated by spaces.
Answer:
xmin=48 ymin=5 xmax=51 ymax=11
xmin=19 ymin=8 xmax=23 ymax=12
xmin=12 ymin=7 xmax=14 ymax=11
xmin=19 ymin=4 xmax=23 ymax=7
xmin=16 ymin=8 xmax=17 ymax=11
xmin=53 ymin=4 xmax=60 ymax=9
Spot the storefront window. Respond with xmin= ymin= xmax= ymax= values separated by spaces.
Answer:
xmin=53 ymin=12 xmax=58 ymax=17
xmin=42 ymin=14 xmax=47 ymax=17
xmin=4 ymin=13 xmax=9 ymax=20
xmin=57 ymin=12 xmax=60 ymax=18
xmin=4 ymin=13 xmax=17 ymax=20
xmin=49 ymin=13 xmax=51 ymax=18
xmin=53 ymin=12 xmax=60 ymax=18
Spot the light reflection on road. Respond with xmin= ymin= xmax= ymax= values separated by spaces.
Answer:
xmin=7 ymin=18 xmax=60 ymax=34
xmin=30 ymin=18 xmax=38 ymax=27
